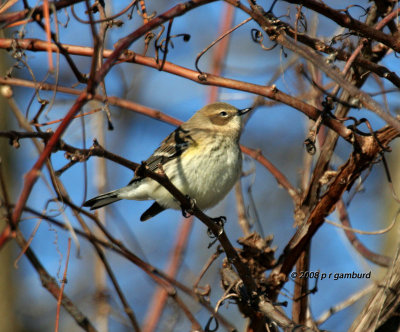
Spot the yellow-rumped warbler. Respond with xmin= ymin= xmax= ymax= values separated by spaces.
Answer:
xmin=83 ymin=102 xmax=251 ymax=221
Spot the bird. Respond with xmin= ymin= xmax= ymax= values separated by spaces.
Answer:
xmin=83 ymin=102 xmax=251 ymax=221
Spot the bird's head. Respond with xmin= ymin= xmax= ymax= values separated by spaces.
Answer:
xmin=187 ymin=102 xmax=251 ymax=139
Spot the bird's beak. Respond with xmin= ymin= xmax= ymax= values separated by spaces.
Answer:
xmin=237 ymin=107 xmax=252 ymax=116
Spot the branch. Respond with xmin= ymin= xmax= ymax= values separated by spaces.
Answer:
xmin=0 ymin=128 xmax=296 ymax=206
xmin=22 ymin=205 xmax=237 ymax=332
xmin=224 ymin=0 xmax=400 ymax=88
xmin=349 ymin=247 xmax=400 ymax=331
xmin=0 ymin=130 xmax=299 ymax=328
xmin=337 ymin=199 xmax=392 ymax=267
xmin=0 ymin=76 xmax=181 ymax=126
xmin=13 ymin=230 xmax=98 ymax=332
xmin=241 ymin=146 xmax=300 ymax=204
xmin=246 ymin=5 xmax=400 ymax=133
xmin=9 ymin=0 xmax=218 ymax=235
xmin=270 ymin=126 xmax=399 ymax=293
xmin=0 ymin=38 xmax=353 ymax=141
xmin=0 ymin=0 xmax=85 ymax=27
xmin=282 ymin=0 xmax=400 ymax=53
xmin=0 ymin=129 xmax=260 ymax=313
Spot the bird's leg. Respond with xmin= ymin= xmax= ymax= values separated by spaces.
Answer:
xmin=181 ymin=195 xmax=196 ymax=218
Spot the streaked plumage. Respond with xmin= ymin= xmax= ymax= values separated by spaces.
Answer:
xmin=83 ymin=102 xmax=251 ymax=221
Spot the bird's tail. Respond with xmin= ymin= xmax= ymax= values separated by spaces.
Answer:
xmin=83 ymin=190 xmax=121 ymax=210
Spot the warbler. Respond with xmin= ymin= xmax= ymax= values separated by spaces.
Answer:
xmin=83 ymin=102 xmax=251 ymax=221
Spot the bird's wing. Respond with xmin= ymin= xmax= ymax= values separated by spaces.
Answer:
xmin=128 ymin=126 xmax=194 ymax=184
xmin=140 ymin=202 xmax=166 ymax=221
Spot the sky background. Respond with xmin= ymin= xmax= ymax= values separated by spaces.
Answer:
xmin=2 ymin=0 xmax=400 ymax=331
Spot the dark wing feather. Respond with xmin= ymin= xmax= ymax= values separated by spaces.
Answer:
xmin=128 ymin=126 xmax=193 ymax=185
xmin=140 ymin=202 xmax=166 ymax=221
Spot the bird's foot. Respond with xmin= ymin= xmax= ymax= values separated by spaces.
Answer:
xmin=212 ymin=216 xmax=226 ymax=229
xmin=181 ymin=195 xmax=196 ymax=218
xmin=207 ymin=216 xmax=226 ymax=248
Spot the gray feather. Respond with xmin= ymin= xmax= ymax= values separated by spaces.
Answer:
xmin=83 ymin=190 xmax=121 ymax=210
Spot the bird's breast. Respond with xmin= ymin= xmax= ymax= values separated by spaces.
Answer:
xmin=165 ymin=138 xmax=242 ymax=209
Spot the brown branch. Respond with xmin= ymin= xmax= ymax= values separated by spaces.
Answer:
xmin=0 ymin=77 xmax=181 ymax=126
xmin=292 ymin=245 xmax=311 ymax=326
xmin=15 ymin=0 xmax=88 ymax=83
xmin=247 ymin=5 xmax=400 ymax=133
xmin=42 ymin=0 xmax=53 ymax=71
xmin=282 ymin=0 xmax=400 ymax=53
xmin=11 ymin=92 xmax=89 ymax=228
xmin=0 ymin=37 xmax=353 ymax=141
xmin=193 ymin=246 xmax=223 ymax=292
xmin=23 ymin=203 xmax=184 ymax=290
xmin=224 ymin=0 xmax=400 ymax=88
xmin=93 ymin=0 xmax=216 ymax=83
xmin=316 ymin=283 xmax=375 ymax=326
xmin=0 ymin=127 xmax=300 ymax=211
xmin=270 ymin=126 xmax=400 ymax=294
xmin=0 ymin=0 xmax=85 ymax=27
xmin=70 ymin=0 xmax=137 ymax=24
xmin=296 ymin=2 xmax=387 ymax=225
xmin=37 ymin=136 xmax=142 ymax=329
xmin=92 ymin=236 xmax=142 ymax=331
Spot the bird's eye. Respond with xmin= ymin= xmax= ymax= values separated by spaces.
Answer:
xmin=219 ymin=111 xmax=228 ymax=117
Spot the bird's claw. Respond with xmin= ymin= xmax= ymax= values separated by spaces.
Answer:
xmin=181 ymin=195 xmax=196 ymax=218
xmin=212 ymin=216 xmax=226 ymax=228
xmin=207 ymin=216 xmax=226 ymax=243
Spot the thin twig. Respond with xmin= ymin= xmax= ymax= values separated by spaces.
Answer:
xmin=335 ymin=199 xmax=392 ymax=267
xmin=195 ymin=15 xmax=252 ymax=76
xmin=55 ymin=238 xmax=72 ymax=332
xmin=316 ymin=283 xmax=375 ymax=325
xmin=14 ymin=230 xmax=98 ymax=332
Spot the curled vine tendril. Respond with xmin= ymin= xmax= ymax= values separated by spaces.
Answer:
xmin=251 ymin=28 xmax=278 ymax=51
xmin=154 ymin=19 xmax=191 ymax=71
